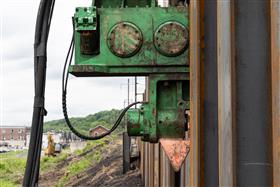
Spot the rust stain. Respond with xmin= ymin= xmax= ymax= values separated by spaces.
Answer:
xmin=189 ymin=0 xmax=201 ymax=186
xmin=271 ymin=1 xmax=280 ymax=186
xmin=107 ymin=22 xmax=143 ymax=57
xmin=160 ymin=138 xmax=190 ymax=172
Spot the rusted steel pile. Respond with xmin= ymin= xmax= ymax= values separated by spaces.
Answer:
xmin=138 ymin=1 xmax=280 ymax=186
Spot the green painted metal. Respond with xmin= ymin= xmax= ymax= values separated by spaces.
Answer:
xmin=92 ymin=0 xmax=156 ymax=8
xmin=128 ymin=74 xmax=190 ymax=142
xmin=74 ymin=7 xmax=97 ymax=31
xmin=107 ymin=22 xmax=143 ymax=58
xmin=70 ymin=2 xmax=189 ymax=142
xmin=70 ymin=6 xmax=189 ymax=76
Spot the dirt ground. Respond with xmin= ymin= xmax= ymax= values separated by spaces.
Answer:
xmin=39 ymin=139 xmax=144 ymax=187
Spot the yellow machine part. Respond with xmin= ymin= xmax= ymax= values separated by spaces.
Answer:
xmin=44 ymin=133 xmax=55 ymax=156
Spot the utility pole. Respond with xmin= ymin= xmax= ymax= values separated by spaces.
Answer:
xmin=123 ymin=78 xmax=131 ymax=174
xmin=128 ymin=79 xmax=130 ymax=105
xmin=135 ymin=77 xmax=137 ymax=108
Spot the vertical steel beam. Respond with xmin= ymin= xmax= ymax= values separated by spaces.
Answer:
xmin=202 ymin=0 xmax=219 ymax=186
xmin=189 ymin=0 xmax=201 ymax=186
xmin=217 ymin=0 xmax=234 ymax=186
xmin=234 ymin=0 xmax=272 ymax=186
xmin=144 ymin=142 xmax=149 ymax=187
xmin=123 ymin=132 xmax=131 ymax=174
xmin=148 ymin=144 xmax=154 ymax=187
xmin=270 ymin=1 xmax=280 ymax=186
xmin=160 ymin=148 xmax=165 ymax=187
xmin=154 ymin=144 xmax=160 ymax=187
xmin=140 ymin=139 xmax=144 ymax=181
xmin=181 ymin=131 xmax=190 ymax=187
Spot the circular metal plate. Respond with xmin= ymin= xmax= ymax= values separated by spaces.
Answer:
xmin=154 ymin=21 xmax=188 ymax=57
xmin=107 ymin=22 xmax=143 ymax=58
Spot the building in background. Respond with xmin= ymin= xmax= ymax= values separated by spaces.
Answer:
xmin=89 ymin=125 xmax=108 ymax=137
xmin=0 ymin=126 xmax=31 ymax=149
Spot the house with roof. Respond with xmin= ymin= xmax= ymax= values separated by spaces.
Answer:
xmin=89 ymin=125 xmax=109 ymax=137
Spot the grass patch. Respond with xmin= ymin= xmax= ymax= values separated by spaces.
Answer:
xmin=0 ymin=179 xmax=18 ymax=187
xmin=0 ymin=135 xmax=117 ymax=187
xmin=0 ymin=151 xmax=27 ymax=186
xmin=56 ymin=140 xmax=106 ymax=186
xmin=40 ymin=151 xmax=68 ymax=171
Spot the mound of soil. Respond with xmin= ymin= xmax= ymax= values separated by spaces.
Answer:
xmin=39 ymin=139 xmax=144 ymax=187
xmin=67 ymin=146 xmax=143 ymax=187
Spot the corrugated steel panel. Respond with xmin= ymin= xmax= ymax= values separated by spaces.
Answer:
xmin=137 ymin=1 xmax=279 ymax=186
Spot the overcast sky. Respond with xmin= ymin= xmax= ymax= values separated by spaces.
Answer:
xmin=0 ymin=0 xmax=145 ymax=126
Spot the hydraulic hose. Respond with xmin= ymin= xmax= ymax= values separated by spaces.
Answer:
xmin=24 ymin=1 xmax=141 ymax=185
xmin=23 ymin=0 xmax=55 ymax=186
xmin=62 ymin=29 xmax=142 ymax=140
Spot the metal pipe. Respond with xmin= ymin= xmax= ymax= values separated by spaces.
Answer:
xmin=135 ymin=77 xmax=137 ymax=108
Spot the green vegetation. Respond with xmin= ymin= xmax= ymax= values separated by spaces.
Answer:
xmin=0 ymin=110 xmax=120 ymax=187
xmin=43 ymin=109 xmax=125 ymax=134
xmin=0 ymin=149 xmax=69 ymax=187
xmin=0 ymin=180 xmax=16 ymax=187
xmin=55 ymin=137 xmax=112 ymax=187
xmin=0 ymin=136 xmax=115 ymax=187
xmin=40 ymin=151 xmax=69 ymax=171
xmin=0 ymin=151 xmax=27 ymax=187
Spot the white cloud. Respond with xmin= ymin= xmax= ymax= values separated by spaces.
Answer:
xmin=0 ymin=0 xmax=145 ymax=126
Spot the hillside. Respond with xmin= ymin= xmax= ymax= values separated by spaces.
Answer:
xmin=0 ymin=136 xmax=144 ymax=187
xmin=43 ymin=109 xmax=125 ymax=135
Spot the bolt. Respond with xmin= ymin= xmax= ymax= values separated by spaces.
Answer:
xmin=178 ymin=101 xmax=184 ymax=106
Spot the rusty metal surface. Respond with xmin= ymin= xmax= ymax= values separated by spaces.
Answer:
xmin=159 ymin=139 xmax=190 ymax=172
xmin=189 ymin=0 xmax=201 ymax=186
xmin=144 ymin=142 xmax=149 ymax=186
xmin=136 ymin=2 xmax=279 ymax=186
xmin=148 ymin=144 xmax=154 ymax=187
xmin=138 ymin=140 xmax=190 ymax=187
xmin=217 ymin=0 xmax=234 ymax=186
xmin=107 ymin=22 xmax=143 ymax=58
xmin=271 ymin=1 xmax=280 ymax=186
xmin=154 ymin=144 xmax=160 ymax=187
xmin=154 ymin=21 xmax=188 ymax=57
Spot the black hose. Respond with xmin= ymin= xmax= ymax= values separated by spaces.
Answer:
xmin=23 ymin=0 xmax=55 ymax=186
xmin=24 ymin=0 xmax=140 ymax=185
xmin=61 ymin=18 xmax=142 ymax=140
